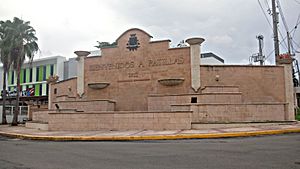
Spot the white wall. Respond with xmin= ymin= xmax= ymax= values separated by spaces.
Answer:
xmin=0 ymin=67 xmax=3 ymax=95
xmin=201 ymin=57 xmax=224 ymax=65
xmin=0 ymin=106 xmax=29 ymax=123
xmin=56 ymin=56 xmax=66 ymax=80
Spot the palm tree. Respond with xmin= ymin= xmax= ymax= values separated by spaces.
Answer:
xmin=0 ymin=20 xmax=13 ymax=124
xmin=94 ymin=41 xmax=117 ymax=49
xmin=8 ymin=17 xmax=38 ymax=126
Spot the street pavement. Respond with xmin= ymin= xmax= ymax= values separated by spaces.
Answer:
xmin=0 ymin=134 xmax=299 ymax=169
xmin=0 ymin=122 xmax=299 ymax=141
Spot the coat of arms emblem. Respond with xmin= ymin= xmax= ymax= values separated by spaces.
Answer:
xmin=127 ymin=34 xmax=140 ymax=51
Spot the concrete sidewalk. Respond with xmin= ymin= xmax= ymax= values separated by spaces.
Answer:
xmin=0 ymin=122 xmax=300 ymax=141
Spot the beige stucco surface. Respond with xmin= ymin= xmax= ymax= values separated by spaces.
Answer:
xmin=37 ymin=28 xmax=295 ymax=131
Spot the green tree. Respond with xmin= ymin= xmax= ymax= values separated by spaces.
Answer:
xmin=94 ymin=41 xmax=117 ymax=49
xmin=0 ymin=20 xmax=13 ymax=124
xmin=8 ymin=17 xmax=38 ymax=126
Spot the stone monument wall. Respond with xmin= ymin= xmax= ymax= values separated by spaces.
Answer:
xmin=200 ymin=65 xmax=285 ymax=103
xmin=84 ymin=29 xmax=192 ymax=111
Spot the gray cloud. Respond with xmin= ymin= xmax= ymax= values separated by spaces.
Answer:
xmin=104 ymin=0 xmax=300 ymax=64
xmin=0 ymin=0 xmax=299 ymax=64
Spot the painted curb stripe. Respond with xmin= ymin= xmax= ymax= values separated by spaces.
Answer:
xmin=0 ymin=128 xmax=300 ymax=141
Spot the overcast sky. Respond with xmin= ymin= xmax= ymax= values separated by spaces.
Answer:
xmin=0 ymin=0 xmax=299 ymax=64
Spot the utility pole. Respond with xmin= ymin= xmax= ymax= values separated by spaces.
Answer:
xmin=249 ymin=35 xmax=265 ymax=65
xmin=287 ymin=31 xmax=293 ymax=56
xmin=272 ymin=0 xmax=280 ymax=64
xmin=257 ymin=35 xmax=264 ymax=65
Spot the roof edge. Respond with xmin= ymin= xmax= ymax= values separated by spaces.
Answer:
xmin=116 ymin=28 xmax=153 ymax=42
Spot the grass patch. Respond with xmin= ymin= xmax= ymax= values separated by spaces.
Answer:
xmin=296 ymin=113 xmax=300 ymax=121
xmin=296 ymin=108 xmax=300 ymax=121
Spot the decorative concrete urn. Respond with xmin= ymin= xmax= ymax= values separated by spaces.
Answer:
xmin=74 ymin=51 xmax=91 ymax=57
xmin=88 ymin=82 xmax=110 ymax=89
xmin=158 ymin=78 xmax=184 ymax=86
xmin=185 ymin=37 xmax=205 ymax=45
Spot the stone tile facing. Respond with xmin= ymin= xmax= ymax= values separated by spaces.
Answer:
xmin=47 ymin=111 xmax=192 ymax=131
xmin=83 ymin=29 xmax=191 ymax=111
xmin=32 ymin=110 xmax=54 ymax=123
xmin=52 ymin=100 xmax=116 ymax=112
xmin=45 ymin=28 xmax=295 ymax=131
xmin=200 ymin=65 xmax=285 ymax=103
xmin=189 ymin=103 xmax=286 ymax=123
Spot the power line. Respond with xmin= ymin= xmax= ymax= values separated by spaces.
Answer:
xmin=290 ymin=14 xmax=300 ymax=54
xmin=265 ymin=35 xmax=288 ymax=61
xmin=258 ymin=0 xmax=275 ymax=55
xmin=258 ymin=0 xmax=288 ymax=50
xmin=296 ymin=14 xmax=300 ymax=26
xmin=274 ymin=0 xmax=288 ymax=50
xmin=292 ymin=14 xmax=300 ymax=38
xmin=265 ymin=29 xmax=300 ymax=61
xmin=293 ymin=39 xmax=300 ymax=49
xmin=276 ymin=0 xmax=289 ymax=32
xmin=259 ymin=0 xmax=300 ymax=61
xmin=277 ymin=0 xmax=296 ymax=54
xmin=278 ymin=29 xmax=289 ymax=50
xmin=294 ymin=0 xmax=300 ymax=5
xmin=264 ymin=0 xmax=271 ymax=13
xmin=291 ymin=8 xmax=300 ymax=53
xmin=258 ymin=0 xmax=273 ymax=29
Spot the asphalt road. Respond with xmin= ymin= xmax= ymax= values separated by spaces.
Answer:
xmin=0 ymin=134 xmax=299 ymax=169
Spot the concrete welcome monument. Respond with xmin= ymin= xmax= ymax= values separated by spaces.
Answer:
xmin=28 ymin=28 xmax=295 ymax=131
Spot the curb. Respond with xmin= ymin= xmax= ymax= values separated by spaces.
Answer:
xmin=0 ymin=128 xmax=300 ymax=141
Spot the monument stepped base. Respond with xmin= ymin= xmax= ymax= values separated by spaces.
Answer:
xmin=25 ymin=121 xmax=49 ymax=131
xmin=30 ymin=110 xmax=192 ymax=131
xmin=172 ymin=102 xmax=288 ymax=123
xmin=28 ymin=85 xmax=292 ymax=131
